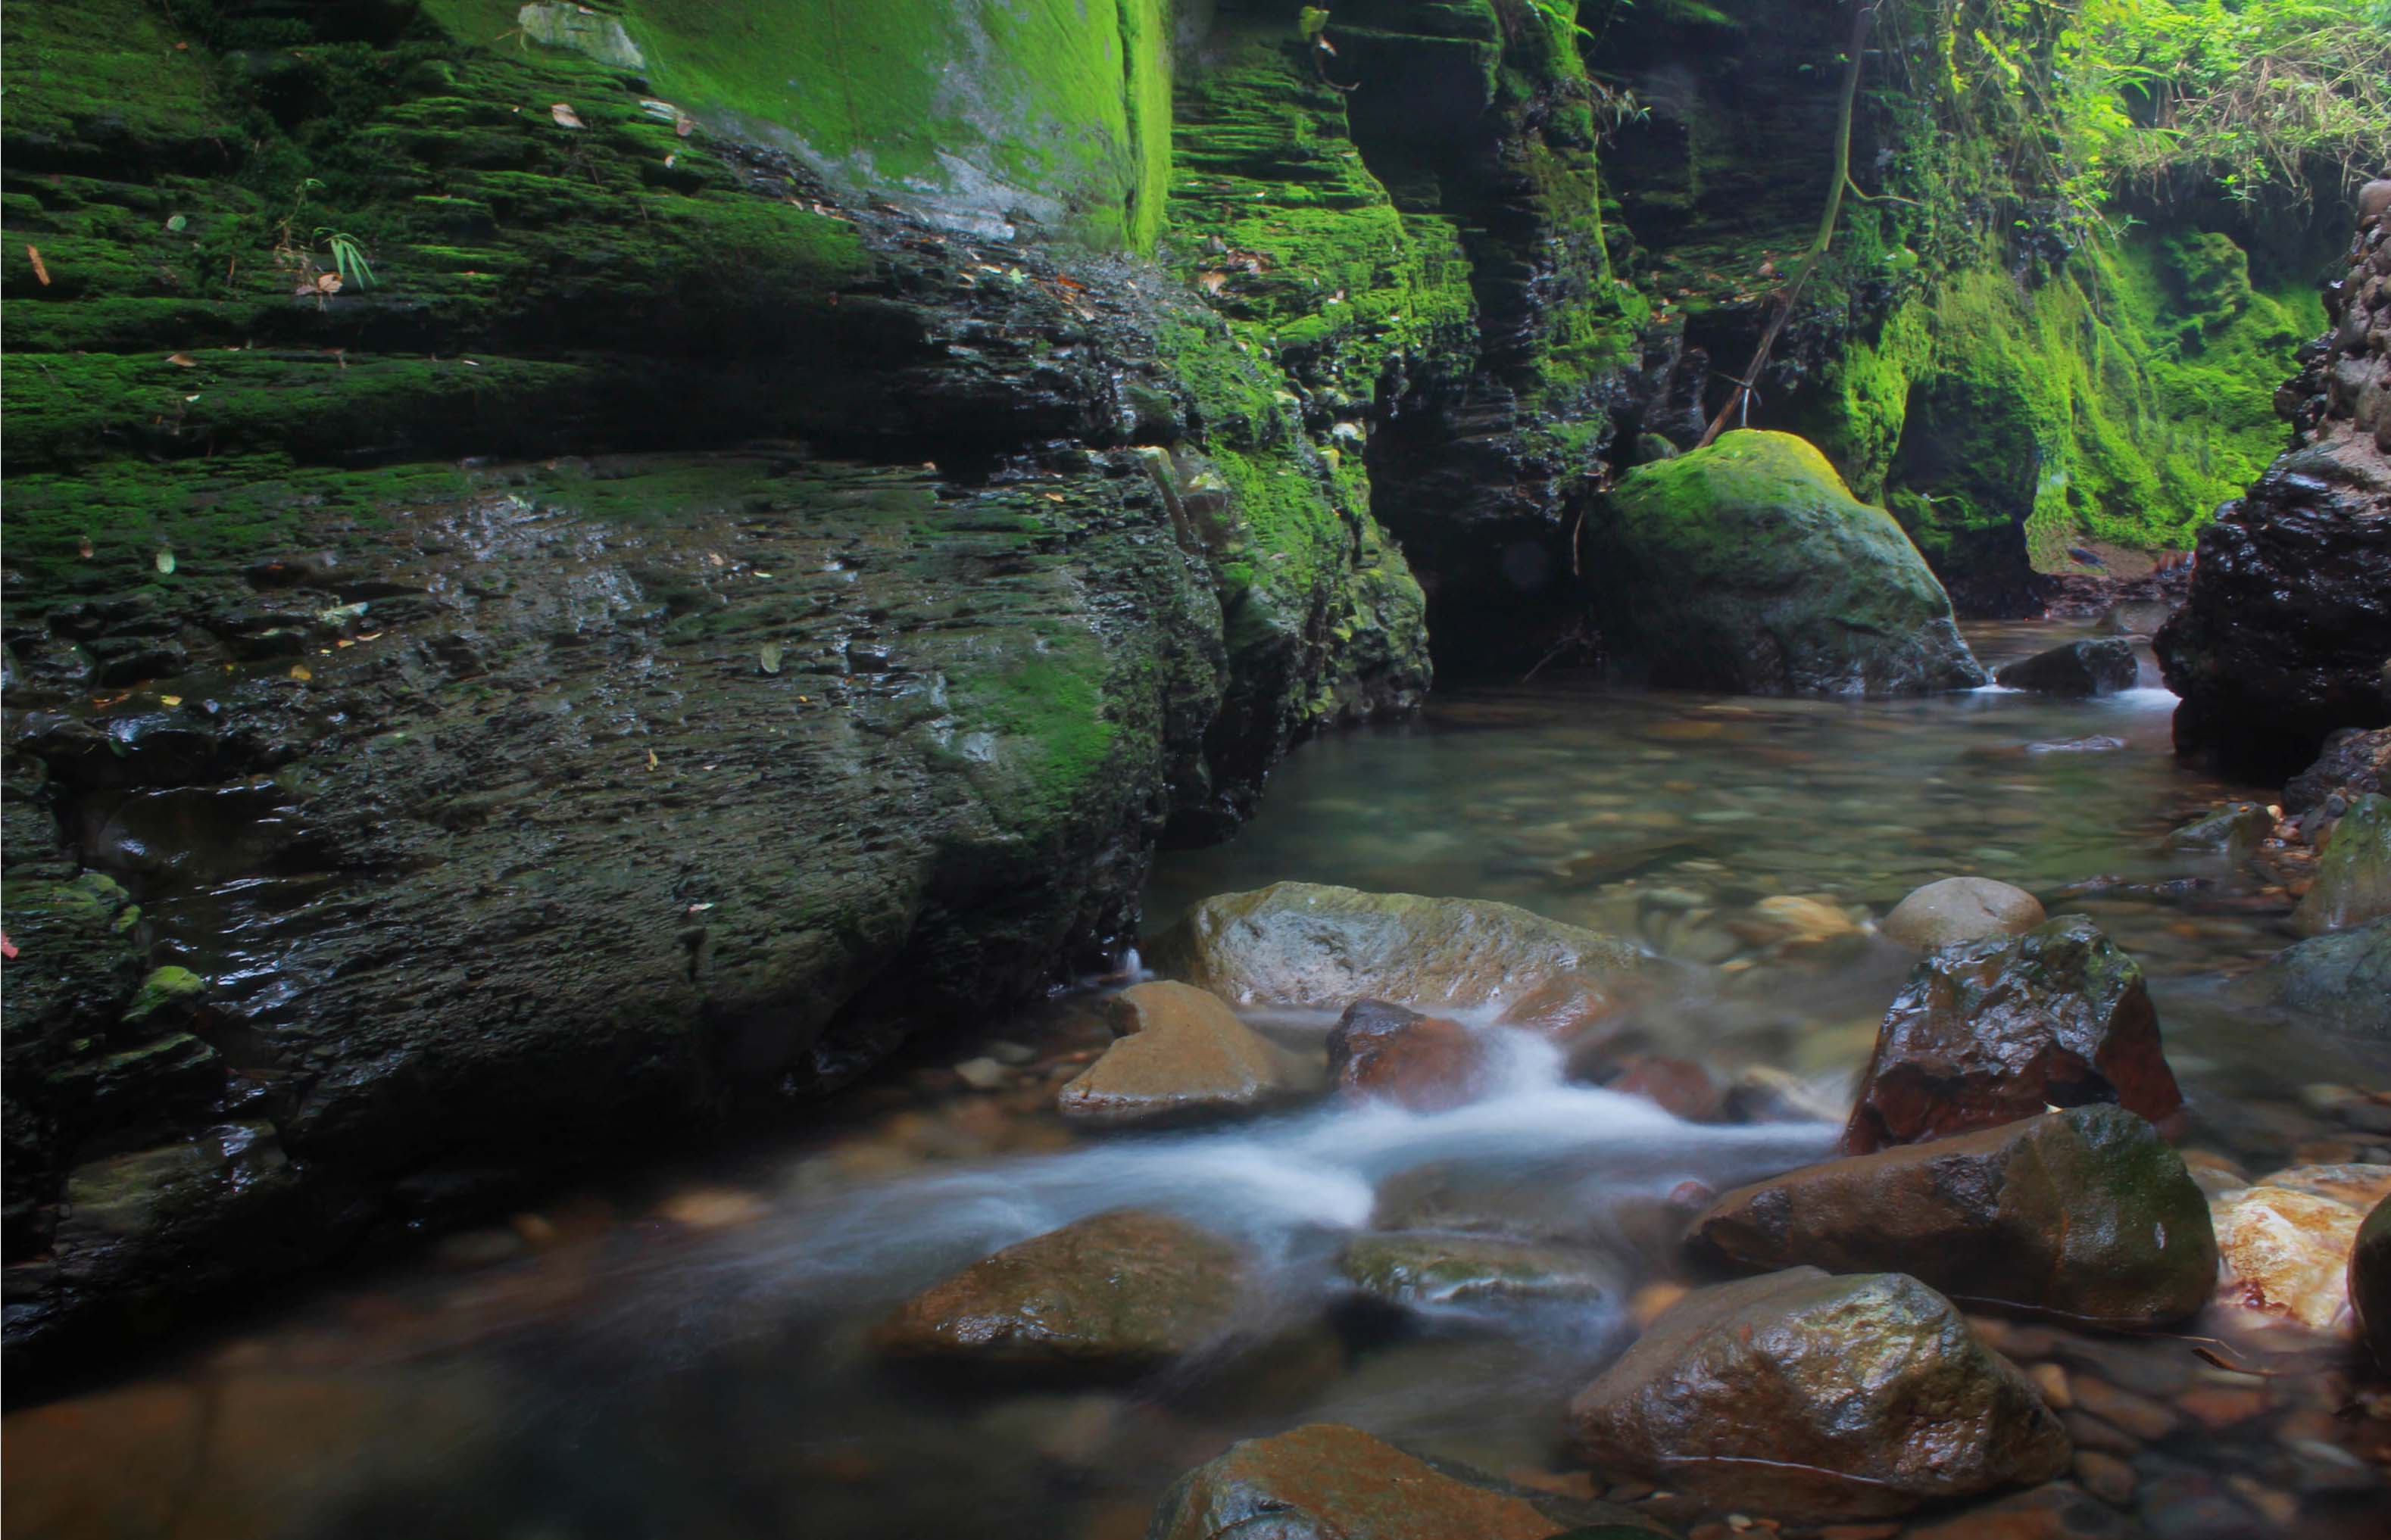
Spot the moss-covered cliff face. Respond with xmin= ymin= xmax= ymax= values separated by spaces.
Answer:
xmin=0 ymin=0 xmax=1427 ymax=1370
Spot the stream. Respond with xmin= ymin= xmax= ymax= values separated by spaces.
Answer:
xmin=8 ymin=622 xmax=2387 ymax=1540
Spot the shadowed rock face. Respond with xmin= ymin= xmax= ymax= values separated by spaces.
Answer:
xmin=1565 ymin=1267 xmax=2071 ymax=1520
xmin=1843 ymin=916 xmax=2183 ymax=1155
xmin=1690 ymin=1106 xmax=2218 ymax=1328
xmin=2355 ymin=1196 xmax=2391 ymax=1367
xmin=2158 ymin=195 xmax=2391 ymax=778
xmin=871 ymin=1210 xmax=1251 ymax=1378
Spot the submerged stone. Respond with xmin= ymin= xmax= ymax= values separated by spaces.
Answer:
xmin=1338 ymin=1232 xmax=1618 ymax=1311
xmin=1585 ymin=431 xmax=1986 ymax=697
xmin=1844 ymin=916 xmax=2181 ymax=1154
xmin=1690 ymin=1106 xmax=2217 ymax=1327
xmin=2166 ymin=801 xmax=2275 ymax=859
xmin=1148 ymin=1423 xmax=1661 ymax=1540
xmin=2248 ymin=918 xmax=2391 ymax=1036
xmin=871 ymin=1210 xmax=1250 ymax=1377
xmin=1150 ymin=882 xmax=1645 ymax=1013
xmin=1994 ymin=638 xmax=2138 ymax=697
xmin=2212 ymin=1165 xmax=2391 ymax=1334
xmin=1565 ymin=1268 xmax=2070 ymax=1519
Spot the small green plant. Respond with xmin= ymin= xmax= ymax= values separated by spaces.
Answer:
xmin=317 ymin=229 xmax=375 ymax=290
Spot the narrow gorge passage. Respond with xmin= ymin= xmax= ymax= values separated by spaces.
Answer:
xmin=4 ymin=3 xmax=2389 ymax=1539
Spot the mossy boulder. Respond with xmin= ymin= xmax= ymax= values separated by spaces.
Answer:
xmin=2249 ymin=918 xmax=2391 ymax=1037
xmin=1587 ymin=431 xmax=1985 ymax=697
xmin=2291 ymin=793 xmax=2391 ymax=937
xmin=1690 ymin=1106 xmax=2217 ymax=1328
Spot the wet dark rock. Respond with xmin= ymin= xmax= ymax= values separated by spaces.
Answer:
xmin=1150 ymin=882 xmax=1646 ymax=1014
xmin=1565 ymin=1267 xmax=2071 ymax=1520
xmin=871 ymin=1211 xmax=1250 ymax=1379
xmin=2351 ymin=1196 xmax=2391 ymax=1365
xmin=1149 ymin=1423 xmax=1662 ymax=1540
xmin=1844 ymin=916 xmax=2182 ymax=1155
xmin=2286 ymin=725 xmax=2391 ymax=816
xmin=1338 ymin=1232 xmax=1618 ymax=1311
xmin=1584 ymin=431 xmax=1987 ymax=697
xmin=1600 ymin=1054 xmax=1723 ymax=1121
xmin=1692 ymin=1106 xmax=2217 ymax=1327
xmin=1325 ymin=999 xmax=1489 ymax=1112
xmin=1994 ymin=638 xmax=2138 ymax=697
xmin=2157 ymin=198 xmax=2391 ymax=778
xmin=2290 ymin=793 xmax=2391 ymax=935
xmin=2252 ymin=918 xmax=2391 ymax=1036
xmin=1054 ymin=981 xmax=1310 ymax=1127
xmin=2023 ymin=734 xmax=2127 ymax=755
xmin=1881 ymin=877 xmax=2046 ymax=950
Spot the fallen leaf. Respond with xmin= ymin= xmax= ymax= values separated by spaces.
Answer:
xmin=760 ymin=642 xmax=784 ymax=675
xmin=663 ymin=153 xmax=678 ymax=169
xmin=167 ymin=352 xmax=197 ymax=367
xmin=550 ymin=102 xmax=585 ymax=129
xmin=1197 ymin=270 xmax=1228 ymax=294
xmin=155 ymin=550 xmax=176 ymax=575
xmin=1 ymin=933 xmax=17 ymax=961
xmin=646 ymin=749 xmax=660 ymax=770
xmin=289 ymin=665 xmax=312 ymax=681
xmin=676 ymin=113 xmax=695 ymax=137
xmin=314 ymin=271 xmax=342 ymax=295
xmin=686 ymin=902 xmax=716 ymax=913
xmin=77 ymin=537 xmax=94 ymax=558
xmin=166 ymin=214 xmax=188 ymax=232
xmin=26 ymin=245 xmax=49 ymax=285
xmin=159 ymin=695 xmax=183 ymax=706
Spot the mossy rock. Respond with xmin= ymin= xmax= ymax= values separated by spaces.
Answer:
xmin=2292 ymin=794 xmax=2391 ymax=937
xmin=120 ymin=966 xmax=208 ymax=1030
xmin=1588 ymin=430 xmax=1985 ymax=696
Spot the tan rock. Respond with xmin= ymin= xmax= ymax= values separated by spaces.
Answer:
xmin=1881 ymin=877 xmax=2045 ymax=950
xmin=2212 ymin=1164 xmax=2391 ymax=1333
xmin=1056 ymin=981 xmax=1309 ymax=1127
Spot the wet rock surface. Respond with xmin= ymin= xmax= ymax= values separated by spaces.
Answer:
xmin=1150 ymin=882 xmax=1647 ymax=1013
xmin=1586 ymin=432 xmax=1987 ymax=697
xmin=1881 ymin=876 xmax=2047 ymax=950
xmin=872 ymin=1210 xmax=1251 ymax=1378
xmin=1995 ymin=638 xmax=2139 ymax=697
xmin=1055 ymin=982 xmax=1311 ymax=1127
xmin=1565 ymin=1267 xmax=2071 ymax=1519
xmin=2291 ymin=793 xmax=2391 ymax=935
xmin=2211 ymin=1164 xmax=2391 ymax=1333
xmin=2249 ymin=918 xmax=2391 ymax=1035
xmin=2354 ymin=1196 xmax=2391 ymax=1364
xmin=1148 ymin=1422 xmax=1661 ymax=1540
xmin=1691 ymin=1106 xmax=2218 ymax=1327
xmin=1325 ymin=999 xmax=1490 ymax=1112
xmin=1843 ymin=916 xmax=2182 ymax=1153
xmin=2158 ymin=196 xmax=2391 ymax=778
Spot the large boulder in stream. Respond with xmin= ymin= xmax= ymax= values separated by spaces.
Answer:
xmin=1056 ymin=982 xmax=1313 ymax=1127
xmin=1149 ymin=1423 xmax=1662 ymax=1540
xmin=1584 ymin=431 xmax=1987 ymax=697
xmin=1150 ymin=882 xmax=1647 ymax=1014
xmin=872 ymin=1211 xmax=1251 ymax=1378
xmin=1844 ymin=916 xmax=2181 ymax=1154
xmin=1690 ymin=1106 xmax=2218 ymax=1327
xmin=1565 ymin=1267 xmax=2071 ymax=1519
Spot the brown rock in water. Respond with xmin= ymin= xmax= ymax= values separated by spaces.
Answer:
xmin=2211 ymin=1164 xmax=2391 ymax=1333
xmin=1493 ymin=972 xmax=1628 ymax=1042
xmin=2352 ymin=1194 xmax=2391 ymax=1366
xmin=1338 ymin=1232 xmax=1618 ymax=1310
xmin=1149 ymin=882 xmax=1645 ymax=1013
xmin=1055 ymin=981 xmax=1308 ymax=1127
xmin=872 ymin=1209 xmax=1249 ymax=1377
xmin=1326 ymin=999 xmax=1488 ymax=1111
xmin=1904 ymin=1482 xmax=2139 ymax=1540
xmin=1881 ymin=877 xmax=2046 ymax=950
xmin=1565 ymin=1267 xmax=2071 ymax=1520
xmin=1147 ymin=1422 xmax=1662 ymax=1540
xmin=1690 ymin=1106 xmax=2216 ymax=1328
xmin=1843 ymin=916 xmax=2180 ymax=1154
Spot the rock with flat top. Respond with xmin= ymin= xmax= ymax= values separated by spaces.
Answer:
xmin=1056 ymin=981 xmax=1309 ymax=1127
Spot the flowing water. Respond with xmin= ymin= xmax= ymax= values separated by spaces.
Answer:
xmin=9 ymin=623 xmax=2388 ymax=1540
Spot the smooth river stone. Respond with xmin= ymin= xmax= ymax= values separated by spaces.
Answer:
xmin=1055 ymin=980 xmax=1310 ymax=1127
xmin=1880 ymin=876 xmax=2045 ymax=949
xmin=1325 ymin=999 xmax=1490 ymax=1111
